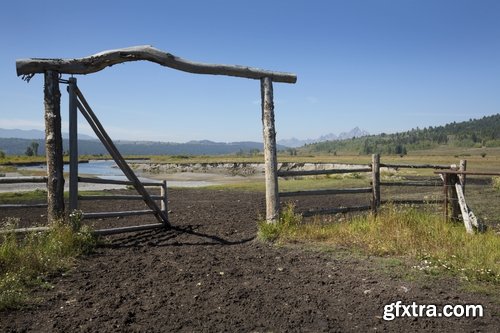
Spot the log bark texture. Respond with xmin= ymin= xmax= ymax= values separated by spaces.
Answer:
xmin=17 ymin=45 xmax=297 ymax=83
xmin=68 ymin=77 xmax=78 ymax=211
xmin=261 ymin=77 xmax=279 ymax=222
xmin=44 ymin=71 xmax=65 ymax=222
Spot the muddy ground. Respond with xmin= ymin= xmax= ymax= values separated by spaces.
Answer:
xmin=0 ymin=188 xmax=499 ymax=332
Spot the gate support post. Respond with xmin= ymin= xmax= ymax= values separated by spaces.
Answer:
xmin=44 ymin=70 xmax=65 ymax=222
xmin=371 ymin=154 xmax=381 ymax=214
xmin=68 ymin=77 xmax=78 ymax=211
xmin=261 ymin=77 xmax=279 ymax=222
xmin=161 ymin=180 xmax=168 ymax=223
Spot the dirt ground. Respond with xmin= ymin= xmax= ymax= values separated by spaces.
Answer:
xmin=1 ymin=188 xmax=499 ymax=332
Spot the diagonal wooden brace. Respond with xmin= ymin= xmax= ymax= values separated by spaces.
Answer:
xmin=75 ymin=87 xmax=169 ymax=226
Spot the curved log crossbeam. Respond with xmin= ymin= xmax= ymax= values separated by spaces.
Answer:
xmin=16 ymin=45 xmax=297 ymax=83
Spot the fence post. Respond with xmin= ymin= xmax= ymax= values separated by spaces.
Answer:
xmin=44 ymin=70 xmax=65 ymax=222
xmin=443 ymin=173 xmax=449 ymax=221
xmin=449 ymin=164 xmax=460 ymax=222
xmin=459 ymin=159 xmax=467 ymax=193
xmin=160 ymin=180 xmax=168 ymax=224
xmin=261 ymin=77 xmax=279 ymax=222
xmin=371 ymin=154 xmax=380 ymax=214
xmin=68 ymin=77 xmax=78 ymax=211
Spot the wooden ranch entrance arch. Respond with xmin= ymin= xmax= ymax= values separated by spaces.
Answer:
xmin=16 ymin=45 xmax=297 ymax=226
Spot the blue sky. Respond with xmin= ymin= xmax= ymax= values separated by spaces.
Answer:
xmin=0 ymin=0 xmax=499 ymax=142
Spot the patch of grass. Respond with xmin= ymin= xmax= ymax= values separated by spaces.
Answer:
xmin=0 ymin=215 xmax=96 ymax=310
xmin=461 ymin=281 xmax=500 ymax=304
xmin=0 ymin=189 xmax=47 ymax=203
xmin=493 ymin=176 xmax=500 ymax=191
xmin=262 ymin=204 xmax=500 ymax=284
xmin=257 ymin=203 xmax=303 ymax=242
xmin=0 ymin=190 xmax=111 ymax=204
xmin=0 ymin=166 xmax=17 ymax=173
xmin=0 ymin=156 xmax=46 ymax=165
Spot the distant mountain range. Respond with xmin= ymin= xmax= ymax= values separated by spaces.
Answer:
xmin=0 ymin=129 xmax=288 ymax=156
xmin=0 ymin=127 xmax=371 ymax=156
xmin=0 ymin=128 xmax=96 ymax=141
xmin=278 ymin=127 xmax=370 ymax=148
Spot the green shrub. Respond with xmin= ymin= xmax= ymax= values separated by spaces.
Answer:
xmin=265 ymin=205 xmax=500 ymax=284
xmin=257 ymin=203 xmax=302 ymax=242
xmin=0 ymin=216 xmax=96 ymax=310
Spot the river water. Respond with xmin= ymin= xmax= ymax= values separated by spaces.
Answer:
xmin=16 ymin=160 xmax=220 ymax=189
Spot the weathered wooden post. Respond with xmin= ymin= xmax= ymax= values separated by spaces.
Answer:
xmin=450 ymin=165 xmax=460 ymax=222
xmin=371 ymin=154 xmax=381 ymax=213
xmin=459 ymin=159 xmax=467 ymax=193
xmin=443 ymin=173 xmax=449 ymax=221
xmin=68 ymin=77 xmax=78 ymax=211
xmin=161 ymin=180 xmax=168 ymax=223
xmin=261 ymin=77 xmax=279 ymax=222
xmin=44 ymin=70 xmax=65 ymax=222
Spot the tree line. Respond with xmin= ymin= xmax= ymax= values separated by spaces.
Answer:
xmin=302 ymin=113 xmax=500 ymax=155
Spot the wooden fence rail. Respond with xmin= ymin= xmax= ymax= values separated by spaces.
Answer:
xmin=78 ymin=195 xmax=163 ymax=201
xmin=380 ymin=199 xmax=443 ymax=205
xmin=83 ymin=210 xmax=156 ymax=219
xmin=76 ymin=177 xmax=168 ymax=225
xmin=280 ymin=157 xmax=497 ymax=234
xmin=0 ymin=203 xmax=48 ymax=209
xmin=435 ymin=170 xmax=497 ymax=233
xmin=0 ymin=177 xmax=49 ymax=209
xmin=0 ymin=176 xmax=47 ymax=184
xmin=0 ymin=176 xmax=169 ymax=234
xmin=379 ymin=181 xmax=441 ymax=187
xmin=278 ymin=154 xmax=453 ymax=218
xmin=380 ymin=163 xmax=451 ymax=169
xmin=278 ymin=161 xmax=376 ymax=214
xmin=278 ymin=168 xmax=371 ymax=177
xmin=280 ymin=187 xmax=372 ymax=198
